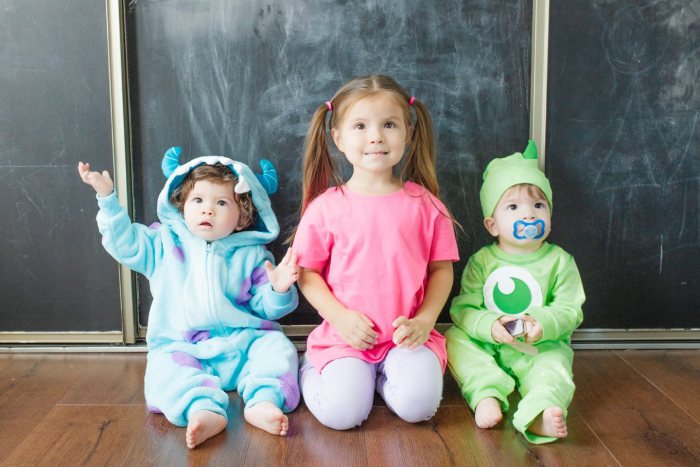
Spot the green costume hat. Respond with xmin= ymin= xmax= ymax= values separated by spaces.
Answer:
xmin=479 ymin=140 xmax=553 ymax=218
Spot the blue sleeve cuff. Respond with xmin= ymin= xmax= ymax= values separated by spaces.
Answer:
xmin=266 ymin=287 xmax=294 ymax=306
xmin=96 ymin=190 xmax=120 ymax=215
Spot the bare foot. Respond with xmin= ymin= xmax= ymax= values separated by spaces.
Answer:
xmin=528 ymin=406 xmax=568 ymax=439
xmin=186 ymin=410 xmax=227 ymax=449
xmin=244 ymin=401 xmax=289 ymax=436
xmin=475 ymin=397 xmax=503 ymax=429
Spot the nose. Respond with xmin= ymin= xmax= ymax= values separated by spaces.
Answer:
xmin=369 ymin=127 xmax=384 ymax=144
xmin=522 ymin=206 xmax=535 ymax=220
xmin=202 ymin=203 xmax=214 ymax=216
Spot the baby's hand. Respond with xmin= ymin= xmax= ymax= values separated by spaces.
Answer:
xmin=392 ymin=316 xmax=433 ymax=350
xmin=264 ymin=248 xmax=299 ymax=294
xmin=491 ymin=316 xmax=517 ymax=345
xmin=332 ymin=309 xmax=379 ymax=351
xmin=78 ymin=162 xmax=114 ymax=198
xmin=523 ymin=315 xmax=543 ymax=344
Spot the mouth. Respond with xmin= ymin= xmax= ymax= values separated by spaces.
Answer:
xmin=199 ymin=222 xmax=213 ymax=228
xmin=364 ymin=151 xmax=388 ymax=158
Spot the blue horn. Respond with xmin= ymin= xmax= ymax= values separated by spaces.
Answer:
xmin=162 ymin=147 xmax=182 ymax=179
xmin=255 ymin=159 xmax=278 ymax=194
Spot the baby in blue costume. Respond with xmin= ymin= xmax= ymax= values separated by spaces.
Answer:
xmin=78 ymin=148 xmax=300 ymax=448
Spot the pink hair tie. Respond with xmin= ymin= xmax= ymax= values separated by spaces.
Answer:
xmin=325 ymin=101 xmax=333 ymax=111
xmin=409 ymin=97 xmax=416 ymax=106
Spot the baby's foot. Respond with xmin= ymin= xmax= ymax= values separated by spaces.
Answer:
xmin=244 ymin=401 xmax=289 ymax=436
xmin=528 ymin=406 xmax=568 ymax=439
xmin=474 ymin=397 xmax=502 ymax=429
xmin=186 ymin=410 xmax=227 ymax=449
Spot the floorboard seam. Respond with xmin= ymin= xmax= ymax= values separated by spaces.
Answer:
xmin=570 ymin=405 xmax=623 ymax=467
xmin=614 ymin=350 xmax=700 ymax=427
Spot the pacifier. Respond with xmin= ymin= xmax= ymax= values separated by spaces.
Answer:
xmin=513 ymin=220 xmax=545 ymax=240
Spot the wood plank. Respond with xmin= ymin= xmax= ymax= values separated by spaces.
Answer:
xmin=0 ymin=355 xmax=14 ymax=372
xmin=365 ymin=405 xmax=492 ymax=467
xmin=572 ymin=350 xmax=700 ymax=466
xmin=0 ymin=354 xmax=98 ymax=464
xmin=0 ymin=405 xmax=148 ymax=467
xmin=121 ymin=393 xmax=252 ymax=466
xmin=60 ymin=353 xmax=146 ymax=405
xmin=244 ymin=403 xmax=367 ymax=467
xmin=617 ymin=350 xmax=700 ymax=423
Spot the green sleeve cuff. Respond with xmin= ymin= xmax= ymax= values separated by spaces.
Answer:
xmin=473 ymin=312 xmax=501 ymax=345
xmin=525 ymin=306 xmax=557 ymax=342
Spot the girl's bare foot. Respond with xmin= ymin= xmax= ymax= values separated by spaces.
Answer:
xmin=186 ymin=410 xmax=227 ymax=449
xmin=244 ymin=401 xmax=289 ymax=436
xmin=475 ymin=397 xmax=502 ymax=429
xmin=528 ymin=406 xmax=568 ymax=439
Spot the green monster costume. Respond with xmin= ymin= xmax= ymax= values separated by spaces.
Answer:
xmin=446 ymin=141 xmax=585 ymax=444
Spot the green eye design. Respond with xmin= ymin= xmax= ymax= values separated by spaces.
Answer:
xmin=483 ymin=266 xmax=542 ymax=316
xmin=493 ymin=277 xmax=532 ymax=315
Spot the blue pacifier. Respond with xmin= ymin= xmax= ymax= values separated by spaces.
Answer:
xmin=513 ymin=220 xmax=545 ymax=240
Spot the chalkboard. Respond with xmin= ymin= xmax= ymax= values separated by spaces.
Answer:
xmin=125 ymin=0 xmax=533 ymax=327
xmin=547 ymin=0 xmax=700 ymax=328
xmin=0 ymin=2 xmax=121 ymax=331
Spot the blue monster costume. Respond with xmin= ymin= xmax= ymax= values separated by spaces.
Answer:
xmin=95 ymin=148 xmax=299 ymax=426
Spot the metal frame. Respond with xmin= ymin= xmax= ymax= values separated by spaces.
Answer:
xmin=107 ymin=0 xmax=138 ymax=344
xmin=530 ymin=0 xmax=550 ymax=170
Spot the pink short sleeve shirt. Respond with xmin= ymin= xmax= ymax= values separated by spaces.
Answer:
xmin=293 ymin=182 xmax=459 ymax=372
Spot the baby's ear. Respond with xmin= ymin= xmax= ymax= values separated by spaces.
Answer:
xmin=483 ymin=218 xmax=499 ymax=237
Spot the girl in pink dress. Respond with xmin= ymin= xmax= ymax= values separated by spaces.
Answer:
xmin=291 ymin=75 xmax=460 ymax=430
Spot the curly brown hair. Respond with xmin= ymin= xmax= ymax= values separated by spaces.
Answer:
xmin=169 ymin=164 xmax=257 ymax=230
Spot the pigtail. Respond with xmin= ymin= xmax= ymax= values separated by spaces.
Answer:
xmin=286 ymin=104 xmax=343 ymax=244
xmin=401 ymin=97 xmax=463 ymax=232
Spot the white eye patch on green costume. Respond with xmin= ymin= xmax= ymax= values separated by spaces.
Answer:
xmin=483 ymin=266 xmax=543 ymax=316
xmin=513 ymin=220 xmax=545 ymax=240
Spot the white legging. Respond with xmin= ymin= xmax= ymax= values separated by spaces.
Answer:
xmin=299 ymin=346 xmax=443 ymax=430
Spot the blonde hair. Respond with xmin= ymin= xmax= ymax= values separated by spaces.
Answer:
xmin=288 ymin=75 xmax=459 ymax=243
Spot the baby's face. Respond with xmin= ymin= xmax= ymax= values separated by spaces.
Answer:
xmin=487 ymin=185 xmax=551 ymax=255
xmin=183 ymin=180 xmax=241 ymax=242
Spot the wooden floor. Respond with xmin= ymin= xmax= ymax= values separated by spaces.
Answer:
xmin=1 ymin=350 xmax=700 ymax=466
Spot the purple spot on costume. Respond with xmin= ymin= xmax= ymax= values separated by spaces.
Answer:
xmin=172 ymin=351 xmax=203 ymax=371
xmin=260 ymin=320 xmax=274 ymax=330
xmin=173 ymin=245 xmax=185 ymax=263
xmin=181 ymin=330 xmax=211 ymax=343
xmin=200 ymin=378 xmax=217 ymax=389
xmin=147 ymin=404 xmax=163 ymax=414
xmin=235 ymin=277 xmax=253 ymax=305
xmin=251 ymin=267 xmax=270 ymax=287
xmin=148 ymin=222 xmax=162 ymax=229
xmin=278 ymin=371 xmax=300 ymax=410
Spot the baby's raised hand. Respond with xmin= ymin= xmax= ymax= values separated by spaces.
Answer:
xmin=331 ymin=309 xmax=379 ymax=351
xmin=78 ymin=162 xmax=114 ymax=198
xmin=491 ymin=316 xmax=517 ymax=345
xmin=264 ymin=248 xmax=299 ymax=294
xmin=392 ymin=316 xmax=433 ymax=350
xmin=523 ymin=315 xmax=543 ymax=344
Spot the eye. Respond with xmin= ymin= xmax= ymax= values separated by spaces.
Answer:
xmin=217 ymin=200 xmax=227 ymax=206
xmin=353 ymin=123 xmax=365 ymax=130
xmin=534 ymin=202 xmax=544 ymax=209
xmin=507 ymin=204 xmax=517 ymax=211
xmin=384 ymin=121 xmax=396 ymax=129
xmin=193 ymin=197 xmax=202 ymax=203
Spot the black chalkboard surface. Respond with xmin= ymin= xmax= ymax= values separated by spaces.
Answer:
xmin=547 ymin=0 xmax=700 ymax=328
xmin=0 ymin=2 xmax=121 ymax=331
xmin=125 ymin=0 xmax=533 ymax=327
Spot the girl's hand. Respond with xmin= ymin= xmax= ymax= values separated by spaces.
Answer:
xmin=392 ymin=316 xmax=434 ymax=350
xmin=523 ymin=315 xmax=543 ymax=344
xmin=491 ymin=316 xmax=517 ymax=345
xmin=264 ymin=248 xmax=299 ymax=294
xmin=331 ymin=309 xmax=379 ymax=351
xmin=78 ymin=162 xmax=114 ymax=198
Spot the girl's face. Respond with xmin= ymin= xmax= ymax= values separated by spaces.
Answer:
xmin=183 ymin=180 xmax=242 ymax=242
xmin=331 ymin=93 xmax=410 ymax=179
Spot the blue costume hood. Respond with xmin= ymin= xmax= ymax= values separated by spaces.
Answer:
xmin=156 ymin=147 xmax=280 ymax=248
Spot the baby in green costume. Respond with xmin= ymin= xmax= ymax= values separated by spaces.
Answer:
xmin=446 ymin=141 xmax=585 ymax=444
